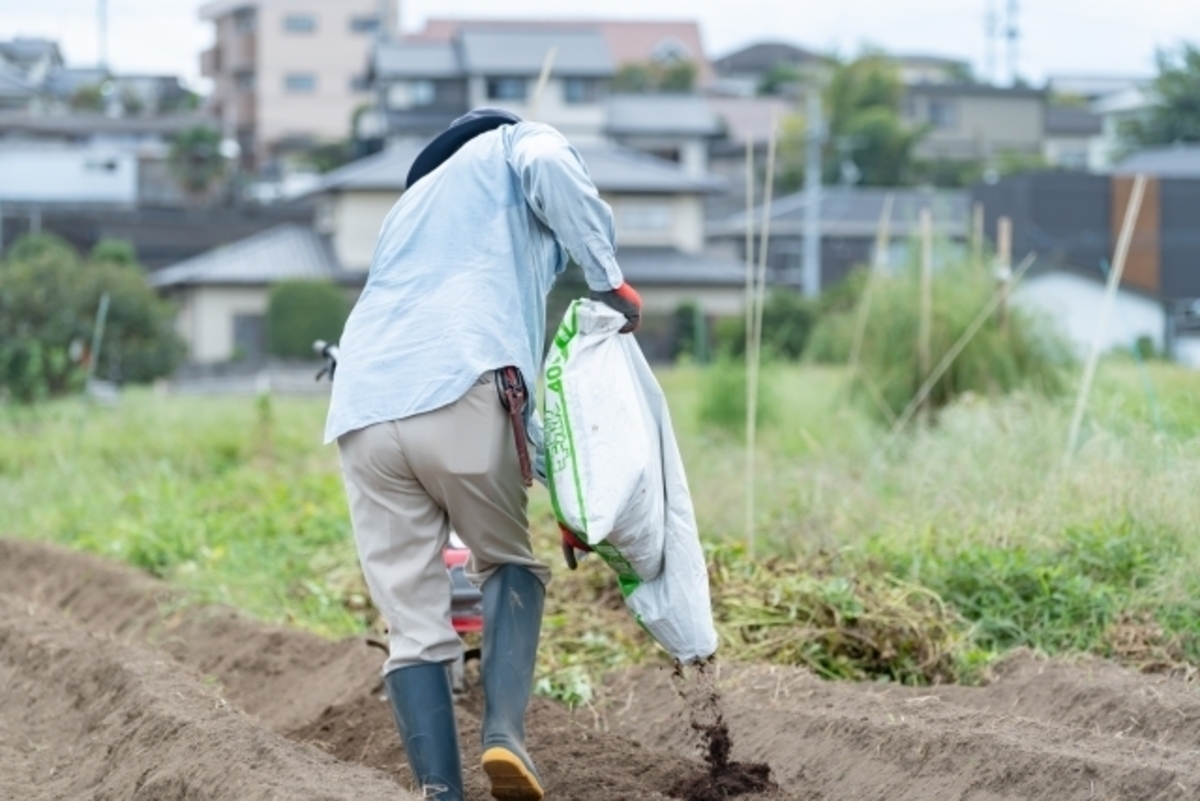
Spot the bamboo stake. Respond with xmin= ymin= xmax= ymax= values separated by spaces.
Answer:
xmin=744 ymin=113 xmax=778 ymax=557
xmin=528 ymin=47 xmax=557 ymax=121
xmin=1064 ymin=173 xmax=1148 ymax=463
xmin=972 ymin=201 xmax=984 ymax=272
xmin=996 ymin=215 xmax=1012 ymax=329
xmin=917 ymin=207 xmax=934 ymax=423
xmin=848 ymin=193 xmax=894 ymax=376
xmin=742 ymin=138 xmax=756 ymax=553
xmin=883 ymin=252 xmax=1037 ymax=449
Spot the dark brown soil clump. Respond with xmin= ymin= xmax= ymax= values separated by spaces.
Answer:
xmin=668 ymin=659 xmax=777 ymax=801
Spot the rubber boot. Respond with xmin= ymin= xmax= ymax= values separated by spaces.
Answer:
xmin=480 ymin=564 xmax=546 ymax=801
xmin=384 ymin=663 xmax=464 ymax=801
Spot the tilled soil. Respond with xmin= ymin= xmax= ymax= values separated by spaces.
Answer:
xmin=3 ymin=538 xmax=1200 ymax=800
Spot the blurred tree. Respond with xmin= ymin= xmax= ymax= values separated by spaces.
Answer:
xmin=266 ymin=281 xmax=349 ymax=359
xmin=69 ymin=84 xmax=105 ymax=112
xmin=779 ymin=53 xmax=925 ymax=190
xmin=169 ymin=126 xmax=225 ymax=196
xmin=758 ymin=62 xmax=803 ymax=96
xmin=1123 ymin=42 xmax=1200 ymax=147
xmin=612 ymin=61 xmax=697 ymax=93
xmin=0 ymin=234 xmax=184 ymax=402
xmin=90 ymin=239 xmax=138 ymax=266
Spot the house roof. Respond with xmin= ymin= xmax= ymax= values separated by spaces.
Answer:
xmin=705 ymin=96 xmax=791 ymax=146
xmin=310 ymin=138 xmax=724 ymax=195
xmin=904 ymin=83 xmax=1045 ymax=100
xmin=713 ymin=187 xmax=970 ymax=238
xmin=0 ymin=111 xmax=212 ymax=139
xmin=0 ymin=64 xmax=34 ymax=100
xmin=1044 ymin=106 xmax=1102 ymax=137
xmin=605 ymin=94 xmax=723 ymax=137
xmin=1046 ymin=74 xmax=1150 ymax=101
xmin=459 ymin=29 xmax=614 ymax=77
xmin=1115 ymin=145 xmax=1200 ymax=179
xmin=150 ymin=224 xmax=345 ymax=288
xmin=712 ymin=41 xmax=824 ymax=75
xmin=373 ymin=40 xmax=460 ymax=79
xmin=412 ymin=19 xmax=714 ymax=83
xmin=616 ymin=247 xmax=746 ymax=285
xmin=0 ymin=38 xmax=62 ymax=70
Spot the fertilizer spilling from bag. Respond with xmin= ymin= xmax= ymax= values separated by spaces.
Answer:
xmin=543 ymin=299 xmax=718 ymax=664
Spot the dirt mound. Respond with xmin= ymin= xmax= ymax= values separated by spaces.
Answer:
xmin=0 ymin=594 xmax=406 ymax=801
xmin=0 ymin=539 xmax=795 ymax=801
xmin=606 ymin=661 xmax=1200 ymax=800
xmin=6 ymin=537 xmax=1200 ymax=801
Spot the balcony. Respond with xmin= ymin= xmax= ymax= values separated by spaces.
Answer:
xmin=200 ymin=46 xmax=219 ymax=78
xmin=226 ymin=32 xmax=256 ymax=73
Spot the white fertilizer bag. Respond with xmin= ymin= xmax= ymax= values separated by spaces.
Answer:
xmin=543 ymin=299 xmax=718 ymax=663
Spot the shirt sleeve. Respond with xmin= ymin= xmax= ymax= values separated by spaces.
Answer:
xmin=506 ymin=122 xmax=624 ymax=291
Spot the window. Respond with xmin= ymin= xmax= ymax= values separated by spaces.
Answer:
xmin=564 ymin=77 xmax=602 ymax=104
xmin=233 ymin=8 xmax=256 ymax=34
xmin=486 ymin=77 xmax=527 ymax=101
xmin=284 ymin=73 xmax=316 ymax=93
xmin=618 ymin=203 xmax=673 ymax=233
xmin=349 ymin=74 xmax=370 ymax=92
xmin=232 ymin=315 xmax=264 ymax=363
xmin=350 ymin=15 xmax=379 ymax=33
xmin=411 ymin=80 xmax=435 ymax=106
xmin=928 ymin=98 xmax=957 ymax=129
xmin=283 ymin=14 xmax=315 ymax=33
xmin=234 ymin=70 xmax=255 ymax=91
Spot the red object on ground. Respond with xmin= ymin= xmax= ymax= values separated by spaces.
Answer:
xmin=444 ymin=545 xmax=484 ymax=634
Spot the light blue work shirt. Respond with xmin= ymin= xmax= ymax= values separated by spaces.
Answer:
xmin=324 ymin=121 xmax=624 ymax=446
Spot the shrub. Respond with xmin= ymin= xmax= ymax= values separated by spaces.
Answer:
xmin=805 ymin=252 xmax=1073 ymax=421
xmin=715 ymin=290 xmax=820 ymax=360
xmin=697 ymin=356 xmax=778 ymax=436
xmin=266 ymin=281 xmax=349 ymax=359
xmin=0 ymin=233 xmax=184 ymax=401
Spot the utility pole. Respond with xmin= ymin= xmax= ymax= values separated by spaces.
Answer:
xmin=98 ymin=0 xmax=108 ymax=70
xmin=802 ymin=86 xmax=823 ymax=297
xmin=984 ymin=0 xmax=998 ymax=84
xmin=1006 ymin=0 xmax=1020 ymax=85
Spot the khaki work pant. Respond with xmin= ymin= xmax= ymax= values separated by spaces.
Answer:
xmin=338 ymin=373 xmax=550 ymax=673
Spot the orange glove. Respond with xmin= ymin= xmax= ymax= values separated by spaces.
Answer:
xmin=590 ymin=282 xmax=642 ymax=333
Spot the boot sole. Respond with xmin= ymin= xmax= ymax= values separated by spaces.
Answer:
xmin=481 ymin=747 xmax=544 ymax=801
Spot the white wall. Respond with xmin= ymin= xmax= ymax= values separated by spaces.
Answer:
xmin=1175 ymin=335 xmax=1200 ymax=369
xmin=606 ymin=193 xmax=705 ymax=253
xmin=1013 ymin=272 xmax=1164 ymax=355
xmin=331 ymin=190 xmax=400 ymax=271
xmin=175 ymin=286 xmax=271 ymax=364
xmin=465 ymin=76 xmax=606 ymax=143
xmin=0 ymin=147 xmax=137 ymax=204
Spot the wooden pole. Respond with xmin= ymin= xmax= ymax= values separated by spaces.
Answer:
xmin=1064 ymin=173 xmax=1148 ymax=463
xmin=847 ymin=193 xmax=893 ymax=377
xmin=528 ymin=47 xmax=557 ymax=121
xmin=972 ymin=201 xmax=985 ymax=272
xmin=744 ymin=113 xmax=778 ymax=557
xmin=917 ymin=207 xmax=934 ymax=422
xmin=884 ymin=252 xmax=1036 ymax=448
xmin=996 ymin=215 xmax=1012 ymax=329
xmin=742 ymin=139 xmax=755 ymax=554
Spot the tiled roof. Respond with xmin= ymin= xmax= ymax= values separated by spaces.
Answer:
xmin=713 ymin=188 xmax=970 ymax=238
xmin=1116 ymin=146 xmax=1200 ymax=178
xmin=616 ymin=247 xmax=745 ymax=285
xmin=373 ymin=41 xmax=460 ymax=78
xmin=606 ymin=94 xmax=723 ymax=137
xmin=310 ymin=139 xmax=724 ymax=195
xmin=150 ymin=224 xmax=344 ymax=288
xmin=458 ymin=29 xmax=614 ymax=77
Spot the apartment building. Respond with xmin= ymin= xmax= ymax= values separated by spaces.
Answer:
xmin=200 ymin=0 xmax=385 ymax=168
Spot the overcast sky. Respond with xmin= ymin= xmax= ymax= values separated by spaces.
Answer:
xmin=1 ymin=0 xmax=1192 ymax=90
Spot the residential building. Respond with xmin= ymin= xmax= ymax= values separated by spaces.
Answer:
xmin=972 ymin=172 xmax=1200 ymax=361
xmin=1090 ymin=86 xmax=1155 ymax=171
xmin=369 ymin=28 xmax=615 ymax=144
xmin=410 ymin=18 xmax=714 ymax=83
xmin=154 ymin=142 xmax=746 ymax=364
xmin=710 ymin=41 xmax=825 ymax=97
xmin=890 ymin=54 xmax=972 ymax=85
xmin=1046 ymin=74 xmax=1148 ymax=103
xmin=708 ymin=188 xmax=969 ymax=293
xmin=1117 ymin=145 xmax=1200 ymax=179
xmin=1042 ymin=106 xmax=1103 ymax=170
xmin=150 ymin=224 xmax=353 ymax=364
xmin=199 ymin=0 xmax=383 ymax=168
xmin=902 ymin=83 xmax=1046 ymax=162
xmin=0 ymin=38 xmax=63 ymax=110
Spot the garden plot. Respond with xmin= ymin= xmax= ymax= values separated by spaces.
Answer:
xmin=4 ymin=538 xmax=1199 ymax=801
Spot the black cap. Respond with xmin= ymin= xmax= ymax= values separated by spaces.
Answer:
xmin=405 ymin=107 xmax=522 ymax=189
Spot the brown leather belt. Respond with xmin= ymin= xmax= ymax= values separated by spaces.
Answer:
xmin=495 ymin=366 xmax=533 ymax=487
